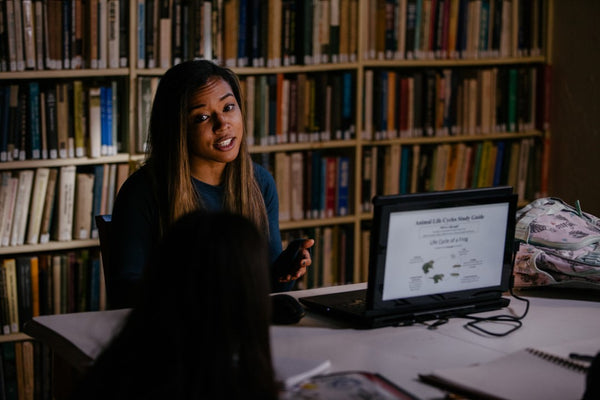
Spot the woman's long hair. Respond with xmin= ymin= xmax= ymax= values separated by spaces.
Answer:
xmin=145 ymin=60 xmax=268 ymax=237
xmin=72 ymin=211 xmax=278 ymax=399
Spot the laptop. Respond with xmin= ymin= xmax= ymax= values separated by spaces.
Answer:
xmin=299 ymin=186 xmax=518 ymax=329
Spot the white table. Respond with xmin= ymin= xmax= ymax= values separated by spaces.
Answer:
xmin=24 ymin=283 xmax=600 ymax=399
xmin=273 ymin=283 xmax=600 ymax=399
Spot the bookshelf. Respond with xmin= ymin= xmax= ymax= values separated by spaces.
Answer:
xmin=0 ymin=0 xmax=552 ymax=395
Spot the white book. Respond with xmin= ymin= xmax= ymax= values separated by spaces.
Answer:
xmin=0 ymin=175 xmax=19 ymax=247
xmin=22 ymin=0 xmax=36 ymax=69
xmin=107 ymin=0 xmax=120 ymax=68
xmin=159 ymin=4 xmax=171 ymax=69
xmin=73 ymin=172 xmax=95 ymax=240
xmin=88 ymin=86 xmax=102 ymax=158
xmin=57 ymin=165 xmax=77 ymax=242
xmin=10 ymin=169 xmax=35 ymax=246
xmin=26 ymin=168 xmax=51 ymax=245
xmin=98 ymin=0 xmax=108 ymax=69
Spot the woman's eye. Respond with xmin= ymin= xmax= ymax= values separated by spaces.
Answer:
xmin=224 ymin=103 xmax=235 ymax=112
xmin=193 ymin=114 xmax=208 ymax=123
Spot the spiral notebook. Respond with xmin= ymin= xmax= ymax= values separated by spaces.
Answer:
xmin=419 ymin=347 xmax=592 ymax=400
xmin=300 ymin=187 xmax=517 ymax=328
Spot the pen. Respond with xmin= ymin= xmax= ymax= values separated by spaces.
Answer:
xmin=575 ymin=200 xmax=583 ymax=217
xmin=569 ymin=352 xmax=595 ymax=362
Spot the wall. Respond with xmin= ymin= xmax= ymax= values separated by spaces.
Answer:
xmin=548 ymin=1 xmax=600 ymax=216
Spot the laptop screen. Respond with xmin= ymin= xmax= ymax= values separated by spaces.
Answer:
xmin=367 ymin=187 xmax=517 ymax=312
xmin=383 ymin=202 xmax=510 ymax=300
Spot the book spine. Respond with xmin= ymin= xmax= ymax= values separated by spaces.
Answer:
xmin=72 ymin=80 xmax=85 ymax=157
xmin=26 ymin=168 xmax=50 ymax=244
xmin=336 ymin=155 xmax=349 ymax=216
xmin=56 ymin=165 xmax=76 ymax=242
xmin=3 ymin=258 xmax=20 ymax=333
xmin=27 ymin=82 xmax=41 ymax=159
xmin=137 ymin=0 xmax=146 ymax=68
xmin=108 ymin=0 xmax=120 ymax=68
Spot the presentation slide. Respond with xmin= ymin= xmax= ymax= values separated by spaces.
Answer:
xmin=382 ymin=203 xmax=509 ymax=301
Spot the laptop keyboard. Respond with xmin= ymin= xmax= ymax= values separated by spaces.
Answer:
xmin=329 ymin=290 xmax=367 ymax=313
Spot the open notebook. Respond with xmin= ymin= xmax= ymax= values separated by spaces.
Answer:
xmin=300 ymin=186 xmax=518 ymax=328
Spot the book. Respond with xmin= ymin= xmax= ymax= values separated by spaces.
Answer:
xmin=16 ymin=340 xmax=35 ymax=400
xmin=282 ymin=370 xmax=419 ymax=399
xmin=2 ymin=258 xmax=19 ymax=333
xmin=419 ymin=346 xmax=592 ymax=400
xmin=55 ymin=165 xmax=76 ymax=242
xmin=108 ymin=0 xmax=121 ymax=68
xmin=90 ymin=165 xmax=105 ymax=239
xmin=72 ymin=80 xmax=85 ymax=157
xmin=30 ymin=256 xmax=39 ymax=318
xmin=16 ymin=257 xmax=33 ymax=330
xmin=0 ymin=265 xmax=11 ymax=334
xmin=158 ymin=0 xmax=171 ymax=68
xmin=275 ymin=152 xmax=291 ymax=222
xmin=39 ymin=168 xmax=58 ymax=244
xmin=73 ymin=172 xmax=95 ymax=240
xmin=0 ymin=173 xmax=18 ymax=247
xmin=274 ymin=356 xmax=331 ymax=390
xmin=27 ymin=81 xmax=41 ymax=159
xmin=56 ymin=82 xmax=70 ymax=159
xmin=43 ymin=83 xmax=59 ymax=159
xmin=26 ymin=167 xmax=50 ymax=244
xmin=71 ymin=0 xmax=85 ymax=69
xmin=1 ymin=342 xmax=18 ymax=399
xmin=336 ymin=156 xmax=349 ymax=216
xmin=289 ymin=152 xmax=304 ymax=221
xmin=10 ymin=169 xmax=34 ymax=246
xmin=88 ymin=86 xmax=102 ymax=158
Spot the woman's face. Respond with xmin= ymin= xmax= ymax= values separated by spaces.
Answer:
xmin=186 ymin=77 xmax=244 ymax=179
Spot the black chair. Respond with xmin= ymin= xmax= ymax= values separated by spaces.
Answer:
xmin=95 ymin=215 xmax=113 ymax=305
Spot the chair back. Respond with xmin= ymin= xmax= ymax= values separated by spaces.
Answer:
xmin=95 ymin=214 xmax=113 ymax=297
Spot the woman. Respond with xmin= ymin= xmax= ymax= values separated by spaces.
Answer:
xmin=109 ymin=59 xmax=313 ymax=309
xmin=72 ymin=211 xmax=278 ymax=399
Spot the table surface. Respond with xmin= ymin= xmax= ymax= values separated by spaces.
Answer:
xmin=23 ymin=283 xmax=600 ymax=399
xmin=273 ymin=283 xmax=600 ymax=399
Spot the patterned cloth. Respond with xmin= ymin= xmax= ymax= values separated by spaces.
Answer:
xmin=513 ymin=198 xmax=600 ymax=289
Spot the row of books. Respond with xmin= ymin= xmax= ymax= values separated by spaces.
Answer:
xmin=0 ymin=340 xmax=52 ymax=400
xmin=0 ymin=80 xmax=123 ymax=162
xmin=364 ymin=0 xmax=546 ymax=61
xmin=363 ymin=65 xmax=549 ymax=140
xmin=361 ymin=137 xmax=539 ymax=213
xmin=283 ymin=225 xmax=356 ymax=290
xmin=0 ymin=249 xmax=105 ymax=336
xmin=0 ymin=0 xmax=128 ymax=72
xmin=257 ymin=151 xmax=351 ymax=222
xmin=0 ymin=163 xmax=128 ymax=250
xmin=241 ymin=72 xmax=356 ymax=146
xmin=137 ymin=0 xmax=360 ymax=70
xmin=136 ymin=71 xmax=357 ymax=153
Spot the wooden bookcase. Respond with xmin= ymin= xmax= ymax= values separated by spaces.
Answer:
xmin=0 ymin=0 xmax=552 ymax=395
